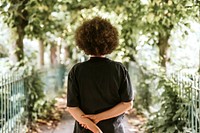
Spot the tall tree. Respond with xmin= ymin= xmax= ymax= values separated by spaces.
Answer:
xmin=0 ymin=0 xmax=29 ymax=62
xmin=25 ymin=0 xmax=61 ymax=67
xmin=132 ymin=0 xmax=198 ymax=67
xmin=96 ymin=0 xmax=199 ymax=68
xmin=0 ymin=0 xmax=64 ymax=65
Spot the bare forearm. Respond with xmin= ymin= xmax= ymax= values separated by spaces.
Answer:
xmin=97 ymin=101 xmax=133 ymax=121
xmin=67 ymin=107 xmax=85 ymax=123
xmin=67 ymin=107 xmax=102 ymax=133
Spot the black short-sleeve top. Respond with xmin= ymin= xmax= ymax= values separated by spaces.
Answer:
xmin=67 ymin=57 xmax=133 ymax=133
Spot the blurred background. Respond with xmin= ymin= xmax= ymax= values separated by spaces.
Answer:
xmin=0 ymin=0 xmax=200 ymax=133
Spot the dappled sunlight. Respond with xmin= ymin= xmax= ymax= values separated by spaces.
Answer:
xmin=0 ymin=0 xmax=200 ymax=132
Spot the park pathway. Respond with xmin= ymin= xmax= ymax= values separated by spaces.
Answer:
xmin=41 ymin=112 xmax=138 ymax=133
xmin=39 ymin=96 xmax=145 ymax=133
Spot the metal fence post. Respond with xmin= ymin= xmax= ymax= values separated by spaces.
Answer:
xmin=0 ymin=65 xmax=66 ymax=133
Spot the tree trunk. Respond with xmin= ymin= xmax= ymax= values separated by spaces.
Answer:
xmin=15 ymin=25 xmax=25 ymax=62
xmin=63 ymin=46 xmax=70 ymax=64
xmin=50 ymin=44 xmax=57 ymax=67
xmin=57 ymin=44 xmax=61 ymax=64
xmin=157 ymin=35 xmax=170 ymax=68
xmin=12 ymin=0 xmax=29 ymax=63
xmin=39 ymin=39 xmax=44 ymax=68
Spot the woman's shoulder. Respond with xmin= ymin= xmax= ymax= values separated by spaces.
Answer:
xmin=110 ymin=60 xmax=127 ymax=70
xmin=68 ymin=62 xmax=83 ymax=74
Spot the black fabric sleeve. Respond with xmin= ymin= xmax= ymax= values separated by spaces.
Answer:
xmin=119 ymin=69 xmax=134 ymax=102
xmin=67 ymin=68 xmax=80 ymax=107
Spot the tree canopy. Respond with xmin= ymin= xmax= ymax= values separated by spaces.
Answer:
xmin=0 ymin=0 xmax=199 ymax=69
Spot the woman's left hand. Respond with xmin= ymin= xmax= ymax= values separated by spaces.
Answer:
xmin=82 ymin=114 xmax=100 ymax=124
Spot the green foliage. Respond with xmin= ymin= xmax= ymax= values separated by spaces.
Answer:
xmin=1 ymin=0 xmax=198 ymax=64
xmin=0 ymin=0 xmax=29 ymax=28
xmin=146 ymin=75 xmax=191 ymax=133
xmin=25 ymin=70 xmax=43 ymax=122
xmin=0 ymin=0 xmax=60 ymax=38
xmin=25 ymin=0 xmax=61 ymax=39
xmin=134 ymin=74 xmax=152 ymax=112
xmin=131 ymin=61 xmax=193 ymax=132
xmin=141 ymin=0 xmax=198 ymax=34
xmin=0 ymin=0 xmax=66 ymax=61
xmin=24 ymin=70 xmax=59 ymax=124
xmin=33 ymin=99 xmax=58 ymax=120
xmin=115 ymin=0 xmax=199 ymax=65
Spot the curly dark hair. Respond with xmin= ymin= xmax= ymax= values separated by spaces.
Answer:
xmin=75 ymin=17 xmax=119 ymax=55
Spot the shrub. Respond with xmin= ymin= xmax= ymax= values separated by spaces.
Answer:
xmin=146 ymin=75 xmax=191 ymax=133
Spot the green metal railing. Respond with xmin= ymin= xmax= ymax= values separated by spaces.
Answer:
xmin=0 ymin=72 xmax=27 ymax=133
xmin=0 ymin=65 xmax=66 ymax=133
xmin=172 ymin=73 xmax=200 ymax=133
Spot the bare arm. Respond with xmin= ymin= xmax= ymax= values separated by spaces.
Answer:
xmin=83 ymin=101 xmax=133 ymax=124
xmin=99 ymin=101 xmax=133 ymax=120
xmin=67 ymin=107 xmax=102 ymax=133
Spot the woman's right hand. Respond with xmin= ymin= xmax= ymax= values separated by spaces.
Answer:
xmin=82 ymin=114 xmax=101 ymax=124
xmin=80 ymin=118 xmax=102 ymax=133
